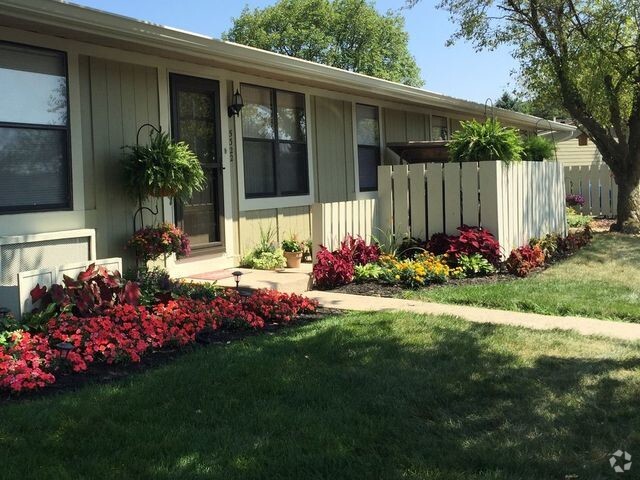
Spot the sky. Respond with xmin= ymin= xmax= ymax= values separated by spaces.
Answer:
xmin=69 ymin=0 xmax=519 ymax=103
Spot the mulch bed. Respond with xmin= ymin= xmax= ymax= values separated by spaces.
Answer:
xmin=0 ymin=307 xmax=343 ymax=405
xmin=591 ymin=217 xmax=616 ymax=232
xmin=328 ymin=273 xmax=522 ymax=298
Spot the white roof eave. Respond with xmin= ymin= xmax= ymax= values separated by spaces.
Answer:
xmin=0 ymin=0 xmax=576 ymax=133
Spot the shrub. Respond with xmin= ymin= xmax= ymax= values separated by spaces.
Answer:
xmin=506 ymin=245 xmax=545 ymax=277
xmin=313 ymin=247 xmax=354 ymax=289
xmin=458 ymin=253 xmax=496 ymax=276
xmin=447 ymin=225 xmax=501 ymax=266
xmin=128 ymin=223 xmax=191 ymax=262
xmin=522 ymin=135 xmax=555 ymax=162
xmin=566 ymin=194 xmax=585 ymax=207
xmin=448 ymin=118 xmax=523 ymax=164
xmin=122 ymin=128 xmax=206 ymax=202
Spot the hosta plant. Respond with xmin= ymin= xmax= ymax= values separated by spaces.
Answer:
xmin=457 ymin=253 xmax=496 ymax=276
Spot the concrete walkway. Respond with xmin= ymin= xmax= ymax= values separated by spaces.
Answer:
xmin=191 ymin=264 xmax=313 ymax=294
xmin=189 ymin=266 xmax=640 ymax=342
xmin=305 ymin=290 xmax=640 ymax=342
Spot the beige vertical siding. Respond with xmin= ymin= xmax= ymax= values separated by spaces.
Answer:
xmin=312 ymin=96 xmax=355 ymax=203
xmin=556 ymin=138 xmax=601 ymax=166
xmin=80 ymin=55 xmax=160 ymax=266
xmin=238 ymin=207 xmax=311 ymax=255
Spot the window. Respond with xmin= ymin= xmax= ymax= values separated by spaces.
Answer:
xmin=431 ymin=115 xmax=449 ymax=140
xmin=356 ymin=104 xmax=380 ymax=192
xmin=241 ymin=84 xmax=308 ymax=198
xmin=0 ymin=42 xmax=70 ymax=213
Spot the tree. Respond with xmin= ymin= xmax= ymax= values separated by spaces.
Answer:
xmin=408 ymin=0 xmax=640 ymax=230
xmin=495 ymin=91 xmax=523 ymax=111
xmin=223 ymin=0 xmax=423 ymax=87
xmin=495 ymin=90 xmax=567 ymax=120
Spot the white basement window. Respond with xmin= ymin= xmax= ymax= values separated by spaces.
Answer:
xmin=0 ymin=41 xmax=71 ymax=214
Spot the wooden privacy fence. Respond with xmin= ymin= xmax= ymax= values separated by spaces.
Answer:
xmin=311 ymin=199 xmax=378 ymax=252
xmin=564 ymin=163 xmax=617 ymax=217
xmin=378 ymin=161 xmax=566 ymax=257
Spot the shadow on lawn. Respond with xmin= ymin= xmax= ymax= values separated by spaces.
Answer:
xmin=576 ymin=233 xmax=640 ymax=264
xmin=0 ymin=314 xmax=638 ymax=480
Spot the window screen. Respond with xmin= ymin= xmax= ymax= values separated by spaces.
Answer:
xmin=0 ymin=42 xmax=70 ymax=213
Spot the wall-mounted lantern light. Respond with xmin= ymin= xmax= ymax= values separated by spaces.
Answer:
xmin=228 ymin=89 xmax=244 ymax=117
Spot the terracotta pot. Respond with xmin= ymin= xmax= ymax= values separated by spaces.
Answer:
xmin=284 ymin=251 xmax=303 ymax=268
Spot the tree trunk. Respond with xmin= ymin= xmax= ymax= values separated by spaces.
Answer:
xmin=614 ymin=174 xmax=640 ymax=231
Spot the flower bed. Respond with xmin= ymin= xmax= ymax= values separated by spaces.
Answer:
xmin=313 ymin=226 xmax=593 ymax=291
xmin=0 ymin=265 xmax=317 ymax=393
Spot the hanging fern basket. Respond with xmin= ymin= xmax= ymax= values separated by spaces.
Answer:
xmin=122 ymin=125 xmax=206 ymax=202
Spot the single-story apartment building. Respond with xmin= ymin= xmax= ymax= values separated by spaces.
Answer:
xmin=0 ymin=0 xmax=576 ymax=308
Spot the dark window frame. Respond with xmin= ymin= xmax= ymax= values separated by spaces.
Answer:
xmin=356 ymin=104 xmax=381 ymax=192
xmin=241 ymin=84 xmax=309 ymax=199
xmin=0 ymin=40 xmax=72 ymax=215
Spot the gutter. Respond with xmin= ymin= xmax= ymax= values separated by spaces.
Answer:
xmin=0 ymin=0 xmax=576 ymax=134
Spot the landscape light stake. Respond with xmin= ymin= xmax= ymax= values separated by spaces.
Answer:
xmin=232 ymin=270 xmax=243 ymax=290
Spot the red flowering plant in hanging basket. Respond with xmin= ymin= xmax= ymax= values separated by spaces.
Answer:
xmin=127 ymin=223 xmax=191 ymax=262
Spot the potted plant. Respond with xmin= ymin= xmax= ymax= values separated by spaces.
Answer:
xmin=122 ymin=128 xmax=206 ymax=201
xmin=281 ymin=236 xmax=304 ymax=268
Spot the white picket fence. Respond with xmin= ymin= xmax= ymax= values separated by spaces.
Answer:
xmin=311 ymin=162 xmax=566 ymax=259
xmin=378 ymin=161 xmax=566 ymax=257
xmin=564 ymin=163 xmax=617 ymax=217
xmin=311 ymin=199 xmax=378 ymax=252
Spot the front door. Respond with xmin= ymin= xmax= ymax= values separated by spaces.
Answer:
xmin=170 ymin=74 xmax=224 ymax=251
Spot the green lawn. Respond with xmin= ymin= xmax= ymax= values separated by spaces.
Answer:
xmin=405 ymin=233 xmax=640 ymax=322
xmin=1 ymin=311 xmax=639 ymax=479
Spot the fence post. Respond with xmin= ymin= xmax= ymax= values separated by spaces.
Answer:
xmin=409 ymin=164 xmax=427 ymax=240
xmin=479 ymin=161 xmax=507 ymax=256
xmin=378 ymin=166 xmax=393 ymax=237
xmin=311 ymin=203 xmax=325 ymax=262
xmin=393 ymin=165 xmax=410 ymax=238
xmin=426 ymin=163 xmax=444 ymax=235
